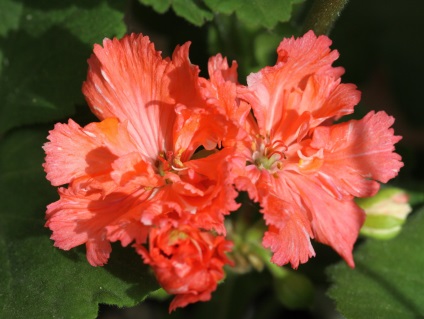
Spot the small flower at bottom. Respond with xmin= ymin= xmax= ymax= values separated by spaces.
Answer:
xmin=136 ymin=223 xmax=233 ymax=312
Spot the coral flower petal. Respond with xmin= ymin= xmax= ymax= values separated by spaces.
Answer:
xmin=43 ymin=118 xmax=137 ymax=186
xmin=136 ymin=224 xmax=233 ymax=312
xmin=288 ymin=174 xmax=366 ymax=267
xmin=46 ymin=181 xmax=152 ymax=266
xmin=239 ymin=30 xmax=359 ymax=143
xmin=232 ymin=31 xmax=403 ymax=269
xmin=261 ymin=193 xmax=315 ymax=268
xmin=309 ymin=111 xmax=403 ymax=198
xmin=82 ymin=34 xmax=177 ymax=160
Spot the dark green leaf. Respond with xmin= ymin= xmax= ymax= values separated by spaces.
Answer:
xmin=137 ymin=0 xmax=304 ymax=29
xmin=173 ymin=0 xmax=214 ymax=26
xmin=328 ymin=208 xmax=424 ymax=319
xmin=0 ymin=0 xmax=126 ymax=134
xmin=0 ymin=0 xmax=23 ymax=37
xmin=139 ymin=0 xmax=213 ymax=26
xmin=0 ymin=129 xmax=158 ymax=319
xmin=138 ymin=0 xmax=171 ymax=14
xmin=205 ymin=0 xmax=304 ymax=29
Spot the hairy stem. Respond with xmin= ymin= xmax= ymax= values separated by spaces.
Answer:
xmin=302 ymin=0 xmax=350 ymax=35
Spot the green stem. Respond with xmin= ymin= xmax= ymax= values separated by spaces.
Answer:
xmin=250 ymin=243 xmax=289 ymax=279
xmin=302 ymin=0 xmax=350 ymax=35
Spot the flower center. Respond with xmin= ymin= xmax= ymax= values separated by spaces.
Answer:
xmin=156 ymin=151 xmax=186 ymax=177
xmin=251 ymin=135 xmax=287 ymax=173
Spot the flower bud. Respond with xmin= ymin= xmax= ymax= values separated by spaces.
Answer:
xmin=357 ymin=187 xmax=412 ymax=239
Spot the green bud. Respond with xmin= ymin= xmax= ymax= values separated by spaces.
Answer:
xmin=357 ymin=187 xmax=412 ymax=240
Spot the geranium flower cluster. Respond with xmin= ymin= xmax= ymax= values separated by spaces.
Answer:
xmin=43 ymin=31 xmax=403 ymax=311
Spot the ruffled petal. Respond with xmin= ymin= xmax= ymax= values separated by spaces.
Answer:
xmin=82 ymin=34 xmax=178 ymax=159
xmin=144 ymin=147 xmax=239 ymax=234
xmin=110 ymin=151 xmax=162 ymax=188
xmin=288 ymin=75 xmax=360 ymax=126
xmin=202 ymin=54 xmax=251 ymax=139
xmin=43 ymin=118 xmax=137 ymax=186
xmin=288 ymin=174 xmax=365 ymax=267
xmin=308 ymin=111 xmax=403 ymax=199
xmin=184 ymin=148 xmax=240 ymax=233
xmin=167 ymin=43 xmax=208 ymax=112
xmin=239 ymin=31 xmax=358 ymax=144
xmin=261 ymin=194 xmax=315 ymax=269
xmin=208 ymin=54 xmax=239 ymax=84
xmin=136 ymin=224 xmax=233 ymax=312
xmin=276 ymin=30 xmax=343 ymax=78
xmin=46 ymin=179 xmax=152 ymax=266
xmin=173 ymin=105 xmax=227 ymax=160
xmin=256 ymin=172 xmax=315 ymax=268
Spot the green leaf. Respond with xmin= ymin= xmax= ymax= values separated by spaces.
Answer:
xmin=205 ymin=0 xmax=304 ymax=29
xmin=137 ymin=0 xmax=171 ymax=14
xmin=0 ymin=0 xmax=126 ymax=134
xmin=173 ymin=0 xmax=214 ymax=26
xmin=139 ymin=0 xmax=213 ymax=26
xmin=328 ymin=207 xmax=424 ymax=319
xmin=0 ymin=0 xmax=23 ymax=37
xmin=138 ymin=0 xmax=304 ymax=29
xmin=0 ymin=129 xmax=159 ymax=319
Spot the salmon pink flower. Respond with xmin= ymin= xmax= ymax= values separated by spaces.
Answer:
xmin=43 ymin=34 xmax=239 ymax=266
xmin=230 ymin=31 xmax=403 ymax=268
xmin=198 ymin=54 xmax=252 ymax=145
xmin=136 ymin=217 xmax=233 ymax=311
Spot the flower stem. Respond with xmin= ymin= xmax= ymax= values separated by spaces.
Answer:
xmin=249 ymin=242 xmax=289 ymax=279
xmin=302 ymin=0 xmax=350 ymax=35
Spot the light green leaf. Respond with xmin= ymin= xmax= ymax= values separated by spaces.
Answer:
xmin=0 ymin=129 xmax=158 ymax=319
xmin=0 ymin=0 xmax=126 ymax=134
xmin=328 ymin=207 xmax=424 ymax=319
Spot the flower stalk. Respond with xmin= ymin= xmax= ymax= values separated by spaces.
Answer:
xmin=302 ymin=0 xmax=350 ymax=35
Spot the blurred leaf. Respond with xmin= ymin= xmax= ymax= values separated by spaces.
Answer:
xmin=0 ymin=0 xmax=126 ymax=134
xmin=205 ymin=0 xmax=304 ymax=29
xmin=328 ymin=207 xmax=424 ymax=319
xmin=253 ymin=32 xmax=281 ymax=66
xmin=138 ymin=0 xmax=304 ymax=28
xmin=137 ymin=0 xmax=171 ymax=14
xmin=0 ymin=0 xmax=23 ymax=37
xmin=273 ymin=271 xmax=314 ymax=310
xmin=207 ymin=14 xmax=298 ymax=81
xmin=0 ymin=129 xmax=158 ymax=319
xmin=138 ymin=0 xmax=213 ymax=26
xmin=173 ymin=0 xmax=214 ymax=26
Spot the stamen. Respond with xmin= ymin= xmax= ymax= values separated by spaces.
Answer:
xmin=250 ymin=135 xmax=288 ymax=173
xmin=171 ymin=165 xmax=189 ymax=171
